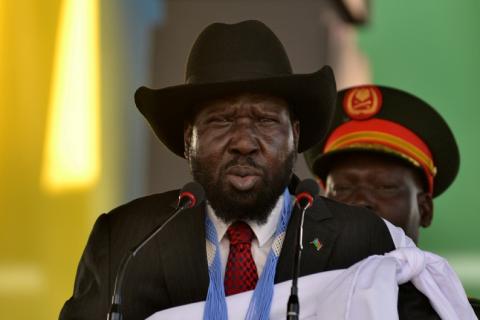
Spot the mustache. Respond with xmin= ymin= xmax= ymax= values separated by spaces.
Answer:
xmin=223 ymin=156 xmax=263 ymax=171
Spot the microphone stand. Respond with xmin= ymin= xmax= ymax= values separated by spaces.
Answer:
xmin=286 ymin=202 xmax=311 ymax=320
xmin=107 ymin=201 xmax=191 ymax=320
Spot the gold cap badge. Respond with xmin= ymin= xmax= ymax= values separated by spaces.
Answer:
xmin=343 ymin=86 xmax=383 ymax=120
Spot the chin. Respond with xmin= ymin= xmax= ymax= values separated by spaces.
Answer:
xmin=209 ymin=181 xmax=276 ymax=224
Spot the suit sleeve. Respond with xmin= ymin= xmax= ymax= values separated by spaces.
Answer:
xmin=59 ymin=214 xmax=110 ymax=320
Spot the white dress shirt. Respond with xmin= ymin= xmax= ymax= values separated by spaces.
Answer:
xmin=206 ymin=194 xmax=284 ymax=279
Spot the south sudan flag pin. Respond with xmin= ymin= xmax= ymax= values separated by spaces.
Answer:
xmin=310 ymin=238 xmax=323 ymax=251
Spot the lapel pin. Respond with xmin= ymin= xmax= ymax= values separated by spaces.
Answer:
xmin=310 ymin=238 xmax=323 ymax=251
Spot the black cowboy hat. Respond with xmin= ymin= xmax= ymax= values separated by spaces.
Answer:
xmin=134 ymin=20 xmax=336 ymax=158
xmin=304 ymin=85 xmax=460 ymax=197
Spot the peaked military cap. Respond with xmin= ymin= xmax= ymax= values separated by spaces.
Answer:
xmin=304 ymin=85 xmax=459 ymax=197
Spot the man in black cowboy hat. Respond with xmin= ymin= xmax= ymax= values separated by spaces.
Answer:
xmin=60 ymin=22 xmax=439 ymax=319
xmin=304 ymin=85 xmax=480 ymax=316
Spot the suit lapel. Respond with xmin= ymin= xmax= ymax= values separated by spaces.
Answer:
xmin=160 ymin=202 xmax=210 ymax=306
xmin=275 ymin=196 xmax=339 ymax=283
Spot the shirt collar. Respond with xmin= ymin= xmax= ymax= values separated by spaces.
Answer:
xmin=207 ymin=194 xmax=284 ymax=247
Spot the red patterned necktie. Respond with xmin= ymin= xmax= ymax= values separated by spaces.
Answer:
xmin=224 ymin=221 xmax=259 ymax=296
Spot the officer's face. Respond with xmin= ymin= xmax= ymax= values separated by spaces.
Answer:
xmin=184 ymin=93 xmax=299 ymax=223
xmin=325 ymin=152 xmax=433 ymax=243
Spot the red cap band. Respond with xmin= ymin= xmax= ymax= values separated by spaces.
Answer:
xmin=323 ymin=118 xmax=436 ymax=194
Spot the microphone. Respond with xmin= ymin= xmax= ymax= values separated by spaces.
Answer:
xmin=107 ymin=182 xmax=205 ymax=320
xmin=177 ymin=181 xmax=206 ymax=209
xmin=294 ymin=178 xmax=318 ymax=209
xmin=287 ymin=178 xmax=319 ymax=320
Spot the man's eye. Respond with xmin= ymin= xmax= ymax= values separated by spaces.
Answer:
xmin=376 ymin=184 xmax=398 ymax=190
xmin=258 ymin=117 xmax=277 ymax=124
xmin=207 ymin=117 xmax=230 ymax=124
xmin=375 ymin=184 xmax=400 ymax=194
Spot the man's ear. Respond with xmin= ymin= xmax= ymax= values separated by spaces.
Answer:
xmin=418 ymin=192 xmax=434 ymax=228
xmin=184 ymin=124 xmax=193 ymax=160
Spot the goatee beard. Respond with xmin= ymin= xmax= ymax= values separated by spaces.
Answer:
xmin=191 ymin=152 xmax=296 ymax=224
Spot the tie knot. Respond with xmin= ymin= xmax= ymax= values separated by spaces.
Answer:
xmin=226 ymin=221 xmax=254 ymax=245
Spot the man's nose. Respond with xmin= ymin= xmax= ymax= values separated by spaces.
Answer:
xmin=228 ymin=120 xmax=259 ymax=155
xmin=347 ymin=188 xmax=376 ymax=211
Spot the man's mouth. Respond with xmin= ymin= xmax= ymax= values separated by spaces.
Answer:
xmin=225 ymin=165 xmax=262 ymax=191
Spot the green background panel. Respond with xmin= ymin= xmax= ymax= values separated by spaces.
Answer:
xmin=359 ymin=0 xmax=480 ymax=296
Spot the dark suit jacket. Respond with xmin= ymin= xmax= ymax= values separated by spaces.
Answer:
xmin=60 ymin=190 xmax=438 ymax=320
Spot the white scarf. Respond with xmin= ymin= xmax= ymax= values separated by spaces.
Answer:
xmin=147 ymin=219 xmax=476 ymax=319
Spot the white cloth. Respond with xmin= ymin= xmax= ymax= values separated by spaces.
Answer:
xmin=383 ymin=219 xmax=477 ymax=320
xmin=382 ymin=218 xmax=416 ymax=248
xmin=206 ymin=194 xmax=284 ymax=279
xmin=147 ymin=221 xmax=476 ymax=320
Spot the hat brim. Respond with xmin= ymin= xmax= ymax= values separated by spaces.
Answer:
xmin=135 ymin=65 xmax=336 ymax=157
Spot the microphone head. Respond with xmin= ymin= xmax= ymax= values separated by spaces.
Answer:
xmin=294 ymin=178 xmax=319 ymax=208
xmin=178 ymin=181 xmax=206 ymax=209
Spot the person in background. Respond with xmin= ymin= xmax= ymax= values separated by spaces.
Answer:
xmin=304 ymin=84 xmax=479 ymax=315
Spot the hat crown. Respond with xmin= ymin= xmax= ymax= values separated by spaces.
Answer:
xmin=186 ymin=20 xmax=293 ymax=84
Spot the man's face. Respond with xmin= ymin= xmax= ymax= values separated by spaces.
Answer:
xmin=324 ymin=152 xmax=433 ymax=243
xmin=184 ymin=93 xmax=300 ymax=224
